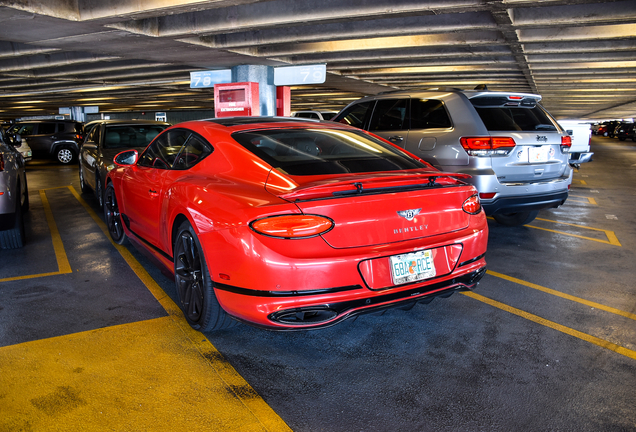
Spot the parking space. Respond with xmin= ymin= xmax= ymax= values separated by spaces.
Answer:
xmin=1 ymin=135 xmax=635 ymax=431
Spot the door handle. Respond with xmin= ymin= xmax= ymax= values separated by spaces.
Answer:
xmin=388 ymin=135 xmax=403 ymax=142
xmin=148 ymin=189 xmax=159 ymax=197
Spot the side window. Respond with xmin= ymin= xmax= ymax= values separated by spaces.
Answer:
xmin=410 ymin=99 xmax=452 ymax=129
xmin=138 ymin=129 xmax=188 ymax=169
xmin=85 ymin=125 xmax=101 ymax=145
xmin=369 ymin=99 xmax=408 ymax=131
xmin=17 ymin=124 xmax=36 ymax=136
xmin=334 ymin=101 xmax=374 ymax=129
xmin=173 ymin=134 xmax=213 ymax=170
xmin=37 ymin=122 xmax=56 ymax=135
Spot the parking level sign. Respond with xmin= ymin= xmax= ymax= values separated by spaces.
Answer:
xmin=274 ymin=64 xmax=326 ymax=86
xmin=190 ymin=70 xmax=232 ymax=88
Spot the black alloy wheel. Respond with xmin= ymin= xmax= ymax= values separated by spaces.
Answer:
xmin=173 ymin=221 xmax=236 ymax=332
xmin=103 ymin=183 xmax=127 ymax=244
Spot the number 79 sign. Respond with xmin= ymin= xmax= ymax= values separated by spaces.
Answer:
xmin=274 ymin=64 xmax=326 ymax=86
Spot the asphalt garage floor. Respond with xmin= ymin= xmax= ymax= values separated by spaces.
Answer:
xmin=1 ymin=135 xmax=635 ymax=431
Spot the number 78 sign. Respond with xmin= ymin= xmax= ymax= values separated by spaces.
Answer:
xmin=274 ymin=64 xmax=326 ymax=86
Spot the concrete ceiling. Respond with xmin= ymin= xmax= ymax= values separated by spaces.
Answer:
xmin=0 ymin=0 xmax=635 ymax=122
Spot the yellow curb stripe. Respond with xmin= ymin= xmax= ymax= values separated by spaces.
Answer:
xmin=462 ymin=291 xmax=636 ymax=361
xmin=67 ymin=185 xmax=292 ymax=431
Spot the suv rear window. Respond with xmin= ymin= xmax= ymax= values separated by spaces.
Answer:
xmin=473 ymin=106 xmax=558 ymax=132
xmin=233 ymin=128 xmax=426 ymax=176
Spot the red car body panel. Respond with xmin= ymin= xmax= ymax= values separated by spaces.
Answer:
xmin=107 ymin=118 xmax=488 ymax=330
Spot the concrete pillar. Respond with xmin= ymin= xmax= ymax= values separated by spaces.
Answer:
xmin=231 ymin=65 xmax=276 ymax=116
xmin=70 ymin=106 xmax=86 ymax=122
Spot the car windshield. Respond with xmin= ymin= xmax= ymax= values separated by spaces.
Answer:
xmin=472 ymin=104 xmax=559 ymax=132
xmin=232 ymin=127 xmax=427 ymax=176
xmin=103 ymin=125 xmax=168 ymax=149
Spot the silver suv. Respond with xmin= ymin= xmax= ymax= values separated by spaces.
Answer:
xmin=333 ymin=87 xmax=573 ymax=226
xmin=0 ymin=133 xmax=29 ymax=248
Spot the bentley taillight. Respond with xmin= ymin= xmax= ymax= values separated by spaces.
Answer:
xmin=460 ymin=136 xmax=516 ymax=156
xmin=462 ymin=195 xmax=481 ymax=215
xmin=250 ymin=215 xmax=334 ymax=239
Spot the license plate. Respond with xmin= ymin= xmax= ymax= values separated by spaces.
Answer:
xmin=390 ymin=250 xmax=436 ymax=285
xmin=529 ymin=146 xmax=549 ymax=163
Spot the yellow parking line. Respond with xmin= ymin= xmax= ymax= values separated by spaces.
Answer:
xmin=572 ymin=179 xmax=588 ymax=185
xmin=66 ymin=185 xmax=293 ymax=431
xmin=528 ymin=217 xmax=621 ymax=246
xmin=486 ymin=270 xmax=636 ymax=321
xmin=567 ymin=196 xmax=597 ymax=205
xmin=0 ymin=190 xmax=72 ymax=283
xmin=462 ymin=291 xmax=636 ymax=361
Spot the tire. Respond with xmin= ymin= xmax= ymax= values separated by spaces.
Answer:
xmin=0 ymin=182 xmax=25 ymax=249
xmin=56 ymin=146 xmax=75 ymax=164
xmin=174 ymin=221 xmax=237 ymax=332
xmin=493 ymin=210 xmax=539 ymax=226
xmin=95 ymin=174 xmax=104 ymax=209
xmin=103 ymin=183 xmax=127 ymax=244
xmin=79 ymin=164 xmax=89 ymax=193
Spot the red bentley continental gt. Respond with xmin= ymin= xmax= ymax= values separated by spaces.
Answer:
xmin=104 ymin=117 xmax=488 ymax=332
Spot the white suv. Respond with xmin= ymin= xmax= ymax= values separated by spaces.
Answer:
xmin=333 ymin=87 xmax=573 ymax=226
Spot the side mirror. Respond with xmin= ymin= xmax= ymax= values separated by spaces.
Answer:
xmin=113 ymin=149 xmax=139 ymax=166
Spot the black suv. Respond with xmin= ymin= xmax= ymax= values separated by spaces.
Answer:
xmin=6 ymin=120 xmax=84 ymax=164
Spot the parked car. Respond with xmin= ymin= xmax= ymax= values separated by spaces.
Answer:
xmin=104 ymin=117 xmax=488 ymax=332
xmin=615 ymin=123 xmax=635 ymax=141
xmin=595 ymin=124 xmax=608 ymax=136
xmin=332 ymin=86 xmax=573 ymax=226
xmin=6 ymin=120 xmax=84 ymax=164
xmin=557 ymin=120 xmax=593 ymax=168
xmin=292 ymin=110 xmax=338 ymax=121
xmin=605 ymin=120 xmax=621 ymax=138
xmin=0 ymin=133 xmax=29 ymax=249
xmin=79 ymin=120 xmax=170 ymax=208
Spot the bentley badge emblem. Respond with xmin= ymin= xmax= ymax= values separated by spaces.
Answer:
xmin=397 ymin=208 xmax=421 ymax=221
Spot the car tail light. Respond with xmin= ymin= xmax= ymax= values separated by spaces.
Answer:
xmin=460 ymin=137 xmax=516 ymax=156
xmin=0 ymin=154 xmax=4 ymax=171
xmin=561 ymin=135 xmax=572 ymax=153
xmin=479 ymin=192 xmax=496 ymax=200
xmin=250 ymin=214 xmax=334 ymax=239
xmin=462 ymin=194 xmax=481 ymax=215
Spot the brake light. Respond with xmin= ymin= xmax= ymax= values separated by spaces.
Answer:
xmin=460 ymin=137 xmax=516 ymax=156
xmin=462 ymin=194 xmax=481 ymax=215
xmin=479 ymin=192 xmax=496 ymax=200
xmin=508 ymin=96 xmax=524 ymax=100
xmin=561 ymin=135 xmax=572 ymax=153
xmin=250 ymin=215 xmax=334 ymax=239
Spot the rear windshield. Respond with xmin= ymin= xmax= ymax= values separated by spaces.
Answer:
xmin=232 ymin=128 xmax=426 ymax=176
xmin=103 ymin=125 xmax=168 ymax=149
xmin=473 ymin=105 xmax=560 ymax=132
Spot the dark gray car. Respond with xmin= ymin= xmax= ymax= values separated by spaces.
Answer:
xmin=79 ymin=120 xmax=170 ymax=207
xmin=6 ymin=120 xmax=84 ymax=164
xmin=333 ymin=87 xmax=573 ymax=226
xmin=0 ymin=133 xmax=29 ymax=249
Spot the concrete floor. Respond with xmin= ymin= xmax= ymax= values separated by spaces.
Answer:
xmin=1 ymin=135 xmax=635 ymax=431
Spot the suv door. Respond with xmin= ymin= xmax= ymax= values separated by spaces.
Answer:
xmin=367 ymin=99 xmax=409 ymax=146
xmin=27 ymin=122 xmax=57 ymax=157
